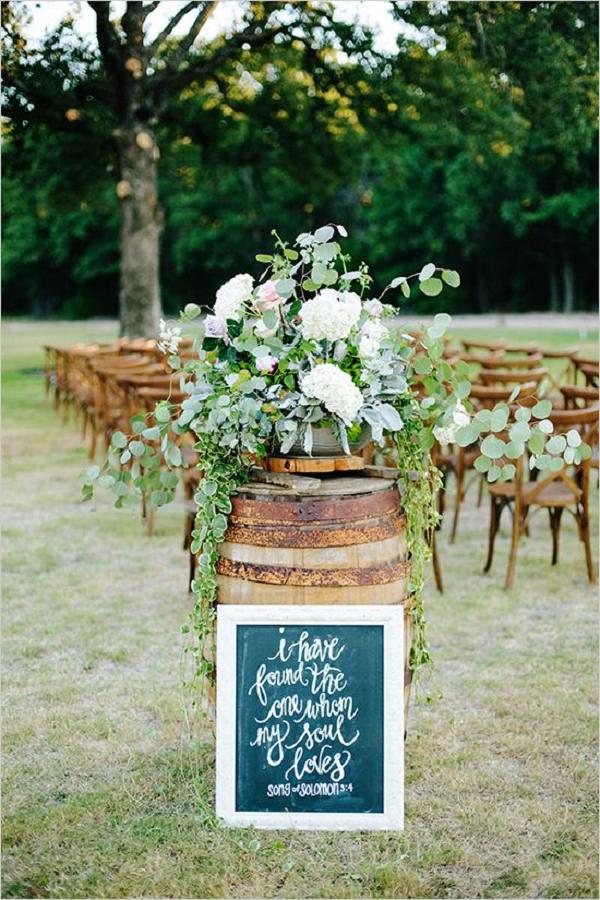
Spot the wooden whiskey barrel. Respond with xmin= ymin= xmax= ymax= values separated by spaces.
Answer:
xmin=216 ymin=475 xmax=414 ymax=723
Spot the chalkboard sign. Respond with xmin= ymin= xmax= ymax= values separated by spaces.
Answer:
xmin=216 ymin=605 xmax=404 ymax=830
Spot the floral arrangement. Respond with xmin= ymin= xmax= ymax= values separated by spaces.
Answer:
xmin=83 ymin=225 xmax=591 ymax=704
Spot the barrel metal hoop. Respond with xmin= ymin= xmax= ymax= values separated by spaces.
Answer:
xmin=230 ymin=487 xmax=401 ymax=525
xmin=224 ymin=512 xmax=407 ymax=548
xmin=216 ymin=557 xmax=410 ymax=586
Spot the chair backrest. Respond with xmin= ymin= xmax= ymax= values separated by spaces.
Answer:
xmin=541 ymin=345 xmax=580 ymax=361
xmin=479 ymin=353 xmax=543 ymax=370
xmin=461 ymin=338 xmax=505 ymax=353
xmin=511 ymin=405 xmax=598 ymax=510
xmin=501 ymin=342 xmax=540 ymax=355
xmin=478 ymin=367 xmax=548 ymax=386
xmin=561 ymin=384 xmax=600 ymax=409
xmin=469 ymin=381 xmax=537 ymax=407
xmin=572 ymin=354 xmax=599 ymax=368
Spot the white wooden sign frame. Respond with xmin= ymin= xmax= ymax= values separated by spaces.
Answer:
xmin=216 ymin=604 xmax=404 ymax=830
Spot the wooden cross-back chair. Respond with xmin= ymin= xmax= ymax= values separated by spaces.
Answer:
xmin=477 ymin=366 xmax=548 ymax=387
xmin=561 ymin=384 xmax=600 ymax=410
xmin=571 ymin=354 xmax=599 ymax=387
xmin=86 ymin=354 xmax=162 ymax=457
xmin=540 ymin=345 xmax=580 ymax=392
xmin=446 ymin=379 xmax=539 ymax=543
xmin=483 ymin=405 xmax=598 ymax=589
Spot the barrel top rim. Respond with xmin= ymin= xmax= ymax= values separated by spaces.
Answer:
xmin=234 ymin=475 xmax=398 ymax=498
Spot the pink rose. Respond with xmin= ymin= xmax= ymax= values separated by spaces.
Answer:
xmin=255 ymin=354 xmax=279 ymax=375
xmin=254 ymin=281 xmax=282 ymax=311
xmin=204 ymin=315 xmax=228 ymax=339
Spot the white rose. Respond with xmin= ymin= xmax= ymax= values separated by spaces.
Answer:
xmin=299 ymin=289 xmax=362 ymax=342
xmin=301 ymin=363 xmax=364 ymax=425
xmin=364 ymin=298 xmax=383 ymax=317
xmin=433 ymin=401 xmax=471 ymax=446
xmin=214 ymin=273 xmax=253 ymax=321
xmin=158 ymin=318 xmax=182 ymax=355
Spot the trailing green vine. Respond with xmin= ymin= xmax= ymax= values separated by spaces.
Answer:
xmin=394 ymin=422 xmax=442 ymax=671
xmin=182 ymin=436 xmax=250 ymax=709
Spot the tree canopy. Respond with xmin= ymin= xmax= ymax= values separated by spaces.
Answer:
xmin=2 ymin=0 xmax=597 ymax=319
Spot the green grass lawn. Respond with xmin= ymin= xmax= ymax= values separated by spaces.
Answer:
xmin=2 ymin=319 xmax=598 ymax=899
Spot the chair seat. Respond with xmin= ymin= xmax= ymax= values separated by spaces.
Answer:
xmin=489 ymin=479 xmax=581 ymax=507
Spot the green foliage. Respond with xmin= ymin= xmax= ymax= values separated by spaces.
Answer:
xmin=2 ymin=2 xmax=597 ymax=316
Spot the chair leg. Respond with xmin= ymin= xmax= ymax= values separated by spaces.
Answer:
xmin=476 ymin=474 xmax=484 ymax=508
xmin=581 ymin=510 xmax=597 ymax=584
xmin=549 ymin=507 xmax=563 ymax=565
xmin=189 ymin=550 xmax=196 ymax=592
xmin=146 ymin=508 xmax=156 ymax=537
xmin=89 ymin=424 xmax=97 ymax=461
xmin=483 ymin=497 xmax=500 ymax=573
xmin=431 ymin=530 xmax=443 ymax=594
xmin=450 ymin=461 xmax=464 ymax=544
xmin=505 ymin=507 xmax=523 ymax=590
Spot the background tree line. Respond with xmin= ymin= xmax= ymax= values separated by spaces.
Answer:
xmin=2 ymin=0 xmax=598 ymax=330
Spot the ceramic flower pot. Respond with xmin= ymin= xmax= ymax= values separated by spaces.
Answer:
xmin=287 ymin=424 xmax=371 ymax=457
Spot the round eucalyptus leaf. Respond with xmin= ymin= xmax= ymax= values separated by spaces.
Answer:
xmin=420 ymin=277 xmax=443 ymax=297
xmin=419 ymin=262 xmax=436 ymax=282
xmin=510 ymin=421 xmax=531 ymax=443
xmin=474 ymin=454 xmax=491 ymax=473
xmin=501 ymin=463 xmax=516 ymax=481
xmin=441 ymin=269 xmax=460 ymax=288
xmin=314 ymin=225 xmax=334 ymax=243
xmin=504 ymin=439 xmax=524 ymax=459
xmin=481 ymin=434 xmax=506 ymax=459
xmin=490 ymin=407 xmax=509 ymax=432
xmin=456 ymin=423 xmax=480 ymax=447
xmin=546 ymin=435 xmax=566 ymax=455
xmin=111 ymin=431 xmax=128 ymax=449
xmin=532 ymin=399 xmax=552 ymax=419
xmin=527 ymin=431 xmax=545 ymax=455
xmin=538 ymin=419 xmax=553 ymax=434
xmin=487 ymin=465 xmax=502 ymax=482
xmin=515 ymin=406 xmax=532 ymax=422
xmin=566 ymin=428 xmax=582 ymax=447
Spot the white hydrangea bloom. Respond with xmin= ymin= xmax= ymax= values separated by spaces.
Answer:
xmin=358 ymin=319 xmax=389 ymax=360
xmin=214 ymin=273 xmax=253 ymax=321
xmin=301 ymin=363 xmax=364 ymax=425
xmin=433 ymin=401 xmax=471 ymax=446
xmin=158 ymin=318 xmax=182 ymax=355
xmin=299 ymin=289 xmax=361 ymax=342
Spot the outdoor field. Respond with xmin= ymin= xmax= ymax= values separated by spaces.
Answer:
xmin=2 ymin=319 xmax=598 ymax=900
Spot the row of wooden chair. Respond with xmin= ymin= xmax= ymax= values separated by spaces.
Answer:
xmin=44 ymin=337 xmax=200 ymax=535
xmin=437 ymin=337 xmax=599 ymax=587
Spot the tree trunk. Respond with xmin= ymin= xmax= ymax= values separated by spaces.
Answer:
xmin=549 ymin=264 xmax=560 ymax=312
xmin=562 ymin=251 xmax=575 ymax=313
xmin=117 ymin=123 xmax=162 ymax=337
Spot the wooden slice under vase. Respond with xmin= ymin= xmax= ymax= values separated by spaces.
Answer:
xmin=264 ymin=454 xmax=365 ymax=474
xmin=216 ymin=474 xmax=414 ymax=728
